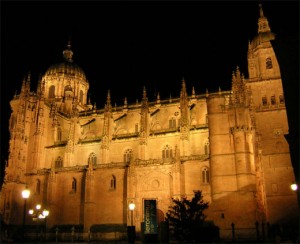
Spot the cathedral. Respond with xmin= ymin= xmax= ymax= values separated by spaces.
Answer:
xmin=0 ymin=5 xmax=298 ymax=241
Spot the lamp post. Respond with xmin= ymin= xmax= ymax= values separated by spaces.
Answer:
xmin=128 ymin=202 xmax=136 ymax=243
xmin=29 ymin=204 xmax=49 ymax=241
xmin=21 ymin=187 xmax=31 ymax=239
xmin=129 ymin=202 xmax=135 ymax=226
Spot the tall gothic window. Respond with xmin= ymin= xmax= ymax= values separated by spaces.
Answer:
xmin=110 ymin=175 xmax=116 ymax=190
xmin=204 ymin=141 xmax=210 ymax=155
xmin=55 ymin=156 xmax=63 ymax=168
xmin=88 ymin=153 xmax=97 ymax=165
xmin=72 ymin=178 xmax=77 ymax=193
xmin=49 ymin=85 xmax=55 ymax=99
xmin=169 ymin=118 xmax=176 ymax=129
xmin=57 ymin=128 xmax=62 ymax=141
xmin=266 ymin=57 xmax=273 ymax=69
xmin=135 ymin=124 xmax=139 ymax=133
xmin=124 ymin=149 xmax=132 ymax=163
xmin=162 ymin=145 xmax=173 ymax=159
xmin=202 ymin=167 xmax=210 ymax=184
xmin=36 ymin=179 xmax=41 ymax=195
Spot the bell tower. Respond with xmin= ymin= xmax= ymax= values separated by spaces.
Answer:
xmin=246 ymin=4 xmax=297 ymax=223
xmin=247 ymin=4 xmax=280 ymax=83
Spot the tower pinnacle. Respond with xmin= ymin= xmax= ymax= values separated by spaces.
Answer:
xmin=257 ymin=4 xmax=271 ymax=33
xmin=63 ymin=39 xmax=74 ymax=62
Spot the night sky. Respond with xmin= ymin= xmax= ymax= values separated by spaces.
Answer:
xmin=1 ymin=1 xmax=299 ymax=184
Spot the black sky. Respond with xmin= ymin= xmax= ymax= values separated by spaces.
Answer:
xmin=1 ymin=1 xmax=299 ymax=183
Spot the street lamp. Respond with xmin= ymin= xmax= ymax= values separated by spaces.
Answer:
xmin=129 ymin=202 xmax=135 ymax=226
xmin=21 ymin=187 xmax=31 ymax=238
xmin=128 ymin=201 xmax=136 ymax=243
xmin=29 ymin=204 xmax=50 ymax=241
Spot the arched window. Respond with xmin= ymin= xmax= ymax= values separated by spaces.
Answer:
xmin=72 ymin=178 xmax=77 ymax=192
xmin=266 ymin=57 xmax=273 ymax=69
xmin=55 ymin=156 xmax=63 ymax=168
xmin=169 ymin=118 xmax=176 ymax=129
xmin=204 ymin=141 xmax=210 ymax=155
xmin=48 ymin=85 xmax=55 ymax=99
xmin=262 ymin=96 xmax=267 ymax=106
xmin=88 ymin=153 xmax=97 ymax=165
xmin=110 ymin=175 xmax=116 ymax=190
xmin=162 ymin=145 xmax=173 ymax=159
xmin=124 ymin=149 xmax=132 ymax=163
xmin=271 ymin=95 xmax=276 ymax=105
xmin=57 ymin=128 xmax=62 ymax=141
xmin=36 ymin=179 xmax=41 ymax=195
xmin=279 ymin=94 xmax=285 ymax=104
xmin=80 ymin=90 xmax=84 ymax=104
xmin=202 ymin=167 xmax=209 ymax=184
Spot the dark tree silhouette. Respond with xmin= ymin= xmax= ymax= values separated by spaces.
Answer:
xmin=165 ymin=190 xmax=209 ymax=242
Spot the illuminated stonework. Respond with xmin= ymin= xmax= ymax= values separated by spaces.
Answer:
xmin=0 ymin=5 xmax=297 ymax=240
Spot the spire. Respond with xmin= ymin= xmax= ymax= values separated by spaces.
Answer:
xmin=26 ymin=71 xmax=31 ymax=83
xmin=21 ymin=75 xmax=26 ymax=93
xmin=25 ymin=72 xmax=31 ymax=93
xmin=141 ymin=86 xmax=148 ymax=109
xmin=231 ymin=66 xmax=246 ymax=105
xmin=258 ymin=4 xmax=271 ymax=33
xmin=140 ymin=87 xmax=149 ymax=137
xmin=156 ymin=92 xmax=160 ymax=104
xmin=192 ymin=86 xmax=196 ymax=98
xmin=63 ymin=38 xmax=74 ymax=62
xmin=105 ymin=90 xmax=112 ymax=112
xmin=124 ymin=97 xmax=128 ymax=108
xmin=180 ymin=78 xmax=187 ymax=100
xmin=259 ymin=3 xmax=264 ymax=17
xmin=37 ymin=73 xmax=43 ymax=97
xmin=142 ymin=86 xmax=147 ymax=100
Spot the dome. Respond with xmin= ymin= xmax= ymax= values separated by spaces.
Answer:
xmin=45 ymin=61 xmax=87 ymax=80
xmin=44 ymin=42 xmax=87 ymax=81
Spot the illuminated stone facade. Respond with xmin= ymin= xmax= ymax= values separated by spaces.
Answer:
xmin=0 ymin=5 xmax=297 ymax=240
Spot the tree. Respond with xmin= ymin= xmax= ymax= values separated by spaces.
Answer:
xmin=165 ymin=190 xmax=209 ymax=242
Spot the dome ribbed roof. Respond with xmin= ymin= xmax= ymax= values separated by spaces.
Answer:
xmin=44 ymin=42 xmax=87 ymax=80
xmin=45 ymin=61 xmax=86 ymax=80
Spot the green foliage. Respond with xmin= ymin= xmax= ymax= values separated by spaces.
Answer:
xmin=165 ymin=190 xmax=209 ymax=242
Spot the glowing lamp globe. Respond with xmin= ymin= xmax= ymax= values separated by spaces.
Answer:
xmin=291 ymin=183 xmax=298 ymax=191
xmin=129 ymin=202 xmax=135 ymax=210
xmin=22 ymin=189 xmax=30 ymax=199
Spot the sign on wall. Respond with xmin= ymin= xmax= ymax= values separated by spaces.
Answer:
xmin=144 ymin=200 xmax=157 ymax=234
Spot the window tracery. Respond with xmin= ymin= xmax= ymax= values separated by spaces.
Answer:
xmin=110 ymin=175 xmax=116 ymax=190
xmin=88 ymin=153 xmax=97 ymax=165
xmin=162 ymin=145 xmax=173 ymax=159
xmin=202 ymin=167 xmax=209 ymax=183
xmin=55 ymin=156 xmax=63 ymax=168
xmin=266 ymin=57 xmax=272 ymax=69
xmin=72 ymin=178 xmax=77 ymax=192
xmin=124 ymin=149 xmax=132 ymax=163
